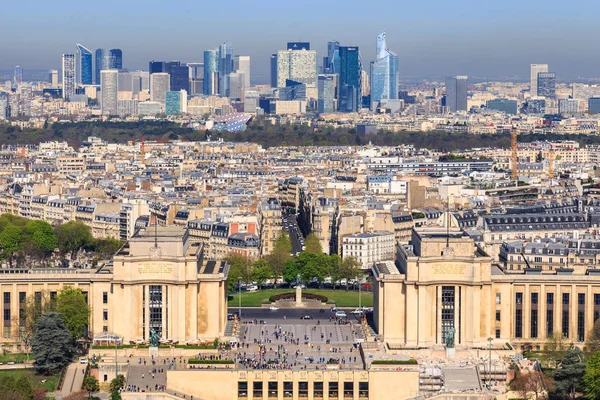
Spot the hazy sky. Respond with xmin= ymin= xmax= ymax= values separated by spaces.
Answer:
xmin=1 ymin=0 xmax=599 ymax=82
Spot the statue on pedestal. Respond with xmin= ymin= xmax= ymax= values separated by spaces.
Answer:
xmin=149 ymin=328 xmax=160 ymax=348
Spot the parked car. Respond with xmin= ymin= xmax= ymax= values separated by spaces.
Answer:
xmin=330 ymin=307 xmax=338 ymax=312
xmin=350 ymin=309 xmax=364 ymax=315
xmin=300 ymin=315 xmax=313 ymax=320
xmin=80 ymin=358 xmax=88 ymax=364
xmin=269 ymin=306 xmax=279 ymax=311
xmin=335 ymin=311 xmax=347 ymax=318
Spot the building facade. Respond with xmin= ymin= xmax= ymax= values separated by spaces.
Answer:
xmin=342 ymin=232 xmax=395 ymax=269
xmin=62 ymin=54 xmax=76 ymax=100
xmin=76 ymin=44 xmax=93 ymax=85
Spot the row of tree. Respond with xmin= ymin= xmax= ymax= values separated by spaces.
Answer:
xmin=225 ymin=232 xmax=363 ymax=290
xmin=0 ymin=214 xmax=123 ymax=267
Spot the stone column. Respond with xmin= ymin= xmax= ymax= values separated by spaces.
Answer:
xmin=296 ymin=285 xmax=302 ymax=306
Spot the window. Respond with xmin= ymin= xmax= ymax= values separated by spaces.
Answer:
xmin=547 ymin=293 xmax=554 ymax=305
xmin=344 ymin=382 xmax=354 ymax=398
xmin=103 ymin=309 xmax=108 ymax=321
xmin=578 ymin=310 xmax=585 ymax=342
xmin=495 ymin=328 xmax=501 ymax=339
xmin=531 ymin=293 xmax=538 ymax=305
xmin=328 ymin=382 xmax=339 ymax=398
xmin=103 ymin=292 xmax=108 ymax=304
xmin=238 ymin=382 xmax=248 ymax=398
xmin=298 ymin=382 xmax=308 ymax=398
xmin=359 ymin=382 xmax=369 ymax=398
xmin=496 ymin=311 xmax=501 ymax=322
xmin=515 ymin=292 xmax=523 ymax=338
xmin=562 ymin=309 xmax=570 ymax=338
xmin=268 ymin=382 xmax=278 ymax=398
xmin=531 ymin=309 xmax=538 ymax=339
xmin=578 ymin=293 xmax=585 ymax=305
xmin=284 ymin=382 xmax=293 ymax=398
xmin=314 ymin=382 xmax=324 ymax=398
xmin=595 ymin=294 xmax=600 ymax=306
xmin=103 ymin=325 xmax=108 ymax=332
xmin=563 ymin=293 xmax=570 ymax=305
xmin=516 ymin=292 xmax=523 ymax=305
xmin=253 ymin=382 xmax=263 ymax=398
xmin=496 ymin=293 xmax=501 ymax=305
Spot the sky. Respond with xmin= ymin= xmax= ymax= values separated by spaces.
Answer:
xmin=1 ymin=0 xmax=599 ymax=83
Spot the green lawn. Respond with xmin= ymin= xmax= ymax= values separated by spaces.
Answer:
xmin=0 ymin=352 xmax=28 ymax=363
xmin=228 ymin=289 xmax=373 ymax=308
xmin=0 ymin=368 xmax=59 ymax=392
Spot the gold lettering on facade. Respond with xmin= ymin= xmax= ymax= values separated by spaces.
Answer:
xmin=432 ymin=264 xmax=466 ymax=275
xmin=137 ymin=262 xmax=174 ymax=274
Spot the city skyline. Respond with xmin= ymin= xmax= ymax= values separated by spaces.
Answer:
xmin=2 ymin=0 xmax=600 ymax=81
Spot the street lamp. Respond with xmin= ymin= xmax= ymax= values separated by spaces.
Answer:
xmin=238 ymin=277 xmax=242 ymax=321
xmin=487 ymin=337 xmax=493 ymax=390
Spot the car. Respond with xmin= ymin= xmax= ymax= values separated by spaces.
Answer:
xmin=269 ymin=306 xmax=279 ymax=311
xmin=330 ymin=307 xmax=338 ymax=312
xmin=300 ymin=315 xmax=313 ymax=320
xmin=350 ymin=309 xmax=364 ymax=315
xmin=80 ymin=358 xmax=88 ymax=364
xmin=335 ymin=311 xmax=347 ymax=318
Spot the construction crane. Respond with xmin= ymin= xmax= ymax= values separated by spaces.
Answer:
xmin=511 ymin=126 xmax=518 ymax=181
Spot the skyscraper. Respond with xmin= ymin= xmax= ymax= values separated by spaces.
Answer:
xmin=100 ymin=69 xmax=118 ymax=116
xmin=203 ymin=50 xmax=218 ymax=95
xmin=276 ymin=49 xmax=317 ymax=88
xmin=165 ymin=90 xmax=187 ymax=115
xmin=338 ymin=46 xmax=362 ymax=112
xmin=318 ymin=74 xmax=335 ymax=113
xmin=270 ymin=54 xmax=278 ymax=88
xmin=287 ymin=42 xmax=310 ymax=50
xmin=150 ymin=73 xmax=170 ymax=104
xmin=218 ymin=42 xmax=234 ymax=96
xmin=326 ymin=41 xmax=340 ymax=73
xmin=445 ymin=76 xmax=468 ymax=112
xmin=149 ymin=61 xmax=166 ymax=74
xmin=95 ymin=49 xmax=109 ymax=85
xmin=537 ymin=72 xmax=556 ymax=98
xmin=228 ymin=72 xmax=245 ymax=100
xmin=530 ymin=64 xmax=548 ymax=96
xmin=234 ymin=56 xmax=251 ymax=87
xmin=62 ymin=54 xmax=76 ymax=100
xmin=76 ymin=44 xmax=93 ymax=85
xmin=168 ymin=62 xmax=190 ymax=92
xmin=49 ymin=70 xmax=59 ymax=87
xmin=13 ymin=66 xmax=23 ymax=86
xmin=109 ymin=49 xmax=123 ymax=70
xmin=370 ymin=32 xmax=399 ymax=109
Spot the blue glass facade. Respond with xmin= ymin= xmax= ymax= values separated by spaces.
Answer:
xmin=76 ymin=44 xmax=93 ymax=85
xmin=219 ymin=42 xmax=234 ymax=97
xmin=589 ymin=98 xmax=600 ymax=114
xmin=370 ymin=32 xmax=399 ymax=110
xmin=287 ymin=42 xmax=310 ymax=50
xmin=165 ymin=91 xmax=182 ymax=115
xmin=109 ymin=49 xmax=123 ymax=70
xmin=95 ymin=49 xmax=109 ymax=85
xmin=203 ymin=50 xmax=218 ymax=95
xmin=486 ymin=98 xmax=518 ymax=115
xmin=318 ymin=74 xmax=335 ymax=113
xmin=339 ymin=46 xmax=362 ymax=112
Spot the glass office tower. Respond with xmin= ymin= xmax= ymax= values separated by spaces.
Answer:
xmin=339 ymin=46 xmax=362 ymax=112
xmin=369 ymin=32 xmax=399 ymax=109
xmin=95 ymin=49 xmax=109 ymax=84
xmin=109 ymin=49 xmax=123 ymax=70
xmin=76 ymin=44 xmax=93 ymax=85
xmin=203 ymin=50 xmax=218 ymax=95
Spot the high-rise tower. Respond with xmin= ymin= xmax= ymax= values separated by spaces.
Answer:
xmin=62 ymin=54 xmax=76 ymax=100
xmin=338 ymin=46 xmax=362 ymax=112
xmin=218 ymin=42 xmax=234 ymax=96
xmin=445 ymin=76 xmax=468 ymax=112
xmin=369 ymin=32 xmax=399 ymax=109
xmin=530 ymin=64 xmax=548 ymax=96
xmin=100 ymin=69 xmax=119 ymax=116
xmin=95 ymin=49 xmax=110 ymax=84
xmin=76 ymin=44 xmax=93 ymax=85
xmin=203 ymin=50 xmax=218 ymax=95
xmin=109 ymin=49 xmax=123 ymax=70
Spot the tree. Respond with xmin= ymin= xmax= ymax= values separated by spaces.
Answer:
xmin=511 ymin=371 xmax=554 ymax=400
xmin=268 ymin=231 xmax=292 ymax=282
xmin=304 ymin=233 xmax=323 ymax=254
xmin=224 ymin=254 xmax=252 ymax=292
xmin=541 ymin=331 xmax=569 ymax=369
xmin=283 ymin=258 xmax=300 ymax=284
xmin=93 ymin=238 xmax=122 ymax=259
xmin=32 ymin=312 xmax=75 ymax=375
xmin=109 ymin=374 xmax=125 ymax=399
xmin=554 ymin=346 xmax=585 ymax=400
xmin=14 ymin=375 xmax=34 ymax=400
xmin=24 ymin=220 xmax=57 ymax=254
xmin=14 ymin=291 xmax=55 ymax=366
xmin=0 ymin=224 xmax=22 ymax=266
xmin=584 ymin=351 xmax=600 ymax=400
xmin=84 ymin=375 xmax=99 ymax=399
xmin=339 ymin=257 xmax=362 ymax=290
xmin=585 ymin=318 xmax=600 ymax=354
xmin=251 ymin=259 xmax=272 ymax=289
xmin=55 ymin=221 xmax=93 ymax=258
xmin=56 ymin=286 xmax=91 ymax=340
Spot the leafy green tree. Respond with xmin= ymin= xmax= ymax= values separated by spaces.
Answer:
xmin=251 ymin=259 xmax=272 ymax=288
xmin=0 ymin=224 xmax=22 ymax=266
xmin=329 ymin=254 xmax=342 ymax=289
xmin=283 ymin=258 xmax=300 ymax=284
xmin=14 ymin=375 xmax=34 ymax=400
xmin=585 ymin=318 xmax=600 ymax=354
xmin=32 ymin=312 xmax=75 ymax=375
xmin=24 ymin=220 xmax=57 ymax=254
xmin=541 ymin=331 xmax=569 ymax=369
xmin=56 ymin=287 xmax=91 ymax=340
xmin=304 ymin=233 xmax=323 ymax=254
xmin=109 ymin=374 xmax=125 ymax=396
xmin=224 ymin=254 xmax=252 ymax=291
xmin=55 ymin=221 xmax=94 ymax=257
xmin=268 ymin=231 xmax=292 ymax=282
xmin=584 ymin=351 xmax=600 ymax=400
xmin=84 ymin=375 xmax=99 ymax=399
xmin=340 ymin=257 xmax=362 ymax=290
xmin=554 ymin=347 xmax=585 ymax=400
xmin=93 ymin=238 xmax=123 ymax=258
xmin=14 ymin=291 xmax=55 ymax=366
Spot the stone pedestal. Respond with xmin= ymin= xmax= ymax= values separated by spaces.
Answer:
xmin=149 ymin=347 xmax=159 ymax=358
xmin=296 ymin=285 xmax=302 ymax=305
xmin=446 ymin=347 xmax=455 ymax=358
